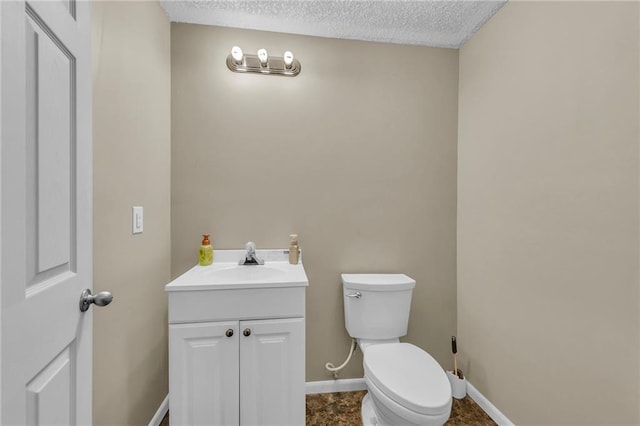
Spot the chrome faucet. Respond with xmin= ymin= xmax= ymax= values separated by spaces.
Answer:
xmin=239 ymin=241 xmax=264 ymax=265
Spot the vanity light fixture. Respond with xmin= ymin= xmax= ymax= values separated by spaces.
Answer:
xmin=226 ymin=46 xmax=301 ymax=77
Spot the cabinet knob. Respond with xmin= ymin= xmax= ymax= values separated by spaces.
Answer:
xmin=243 ymin=328 xmax=251 ymax=337
xmin=225 ymin=329 xmax=234 ymax=337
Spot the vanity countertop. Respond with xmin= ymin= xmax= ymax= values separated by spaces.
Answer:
xmin=165 ymin=249 xmax=309 ymax=291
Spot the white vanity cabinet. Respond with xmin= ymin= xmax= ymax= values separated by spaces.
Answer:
xmin=166 ymin=250 xmax=308 ymax=426
xmin=169 ymin=318 xmax=305 ymax=425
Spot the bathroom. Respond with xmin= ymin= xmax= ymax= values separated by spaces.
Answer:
xmin=0 ymin=0 xmax=637 ymax=425
xmin=93 ymin=2 xmax=640 ymax=424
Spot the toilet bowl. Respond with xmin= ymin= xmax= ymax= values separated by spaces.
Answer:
xmin=341 ymin=274 xmax=452 ymax=426
xmin=362 ymin=342 xmax=451 ymax=425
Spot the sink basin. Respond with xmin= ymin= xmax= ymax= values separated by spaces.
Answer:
xmin=194 ymin=265 xmax=286 ymax=282
xmin=165 ymin=249 xmax=309 ymax=291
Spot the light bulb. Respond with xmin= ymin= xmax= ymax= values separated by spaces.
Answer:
xmin=283 ymin=51 xmax=294 ymax=68
xmin=231 ymin=46 xmax=243 ymax=64
xmin=257 ymin=48 xmax=268 ymax=66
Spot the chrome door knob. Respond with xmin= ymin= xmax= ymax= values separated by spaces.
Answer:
xmin=243 ymin=328 xmax=251 ymax=337
xmin=226 ymin=329 xmax=234 ymax=337
xmin=79 ymin=289 xmax=113 ymax=312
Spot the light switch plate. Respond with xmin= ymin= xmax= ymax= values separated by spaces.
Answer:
xmin=132 ymin=206 xmax=143 ymax=234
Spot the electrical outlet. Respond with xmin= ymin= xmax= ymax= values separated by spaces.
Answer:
xmin=132 ymin=206 xmax=143 ymax=234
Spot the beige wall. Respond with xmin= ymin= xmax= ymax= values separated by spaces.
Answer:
xmin=458 ymin=2 xmax=639 ymax=424
xmin=171 ymin=24 xmax=459 ymax=381
xmin=92 ymin=2 xmax=171 ymax=425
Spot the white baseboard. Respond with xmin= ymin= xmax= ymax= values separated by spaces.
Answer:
xmin=467 ymin=382 xmax=514 ymax=426
xmin=306 ymin=378 xmax=367 ymax=394
xmin=148 ymin=394 xmax=169 ymax=426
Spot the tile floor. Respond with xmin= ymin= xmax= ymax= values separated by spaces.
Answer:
xmin=160 ymin=390 xmax=497 ymax=425
xmin=306 ymin=390 xmax=496 ymax=425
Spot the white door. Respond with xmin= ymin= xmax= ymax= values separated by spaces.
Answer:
xmin=0 ymin=0 xmax=94 ymax=424
xmin=169 ymin=321 xmax=240 ymax=426
xmin=240 ymin=318 xmax=305 ymax=426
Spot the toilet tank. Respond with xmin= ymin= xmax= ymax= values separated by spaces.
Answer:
xmin=341 ymin=274 xmax=416 ymax=340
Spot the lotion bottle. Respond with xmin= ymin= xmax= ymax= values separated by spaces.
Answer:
xmin=289 ymin=234 xmax=299 ymax=265
xmin=199 ymin=234 xmax=213 ymax=266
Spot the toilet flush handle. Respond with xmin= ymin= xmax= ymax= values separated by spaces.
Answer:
xmin=345 ymin=291 xmax=361 ymax=299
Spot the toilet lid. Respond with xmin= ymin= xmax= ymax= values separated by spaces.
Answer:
xmin=364 ymin=343 xmax=451 ymax=416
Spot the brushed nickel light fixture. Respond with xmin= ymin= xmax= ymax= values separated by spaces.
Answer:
xmin=226 ymin=46 xmax=301 ymax=77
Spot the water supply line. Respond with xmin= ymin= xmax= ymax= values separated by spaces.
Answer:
xmin=325 ymin=339 xmax=357 ymax=379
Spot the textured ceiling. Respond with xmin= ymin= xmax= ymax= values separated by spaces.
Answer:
xmin=160 ymin=1 xmax=506 ymax=48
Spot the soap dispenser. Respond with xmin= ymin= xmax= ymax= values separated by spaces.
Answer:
xmin=199 ymin=234 xmax=213 ymax=266
xmin=289 ymin=234 xmax=299 ymax=265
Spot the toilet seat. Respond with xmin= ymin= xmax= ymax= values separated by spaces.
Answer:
xmin=363 ymin=343 xmax=452 ymax=416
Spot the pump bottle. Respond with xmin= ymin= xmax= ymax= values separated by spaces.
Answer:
xmin=289 ymin=234 xmax=299 ymax=265
xmin=199 ymin=234 xmax=213 ymax=266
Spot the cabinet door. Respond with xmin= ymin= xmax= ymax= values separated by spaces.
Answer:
xmin=240 ymin=318 xmax=305 ymax=426
xmin=169 ymin=321 xmax=240 ymax=426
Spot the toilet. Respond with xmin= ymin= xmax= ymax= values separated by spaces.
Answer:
xmin=341 ymin=273 xmax=452 ymax=426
